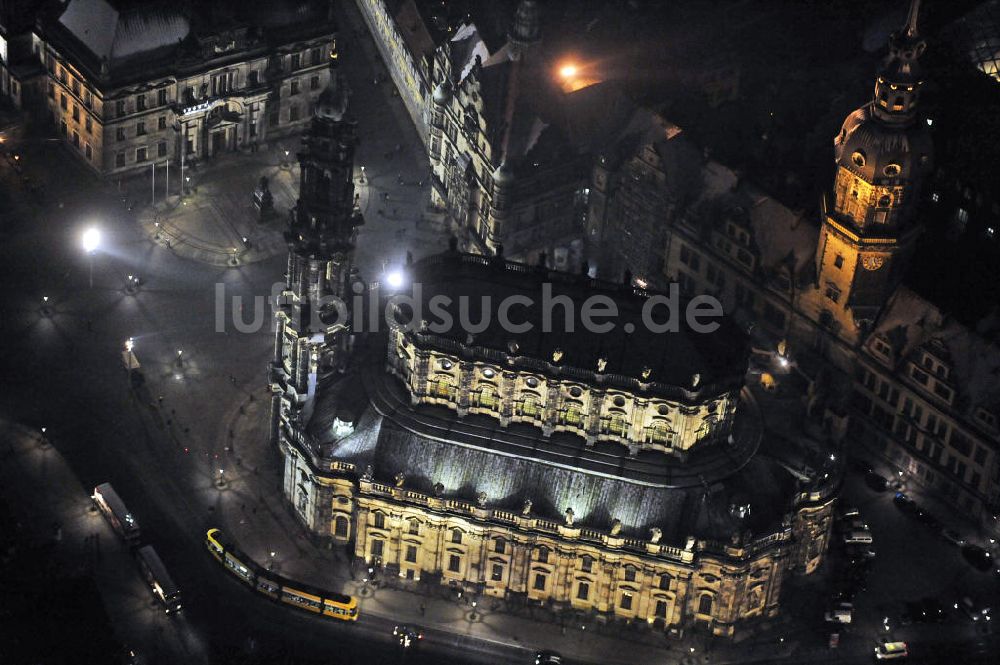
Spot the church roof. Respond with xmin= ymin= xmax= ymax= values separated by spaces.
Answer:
xmin=304 ymin=364 xmax=798 ymax=545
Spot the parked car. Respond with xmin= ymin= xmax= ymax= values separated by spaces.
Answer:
xmin=962 ymin=544 xmax=995 ymax=572
xmin=866 ymin=471 xmax=890 ymax=491
xmin=874 ymin=640 xmax=909 ymax=660
xmin=841 ymin=518 xmax=870 ymax=532
xmin=837 ymin=505 xmax=861 ymax=519
xmin=955 ymin=596 xmax=992 ymax=622
xmin=825 ymin=602 xmax=854 ymax=624
xmin=893 ymin=492 xmax=917 ymax=513
xmin=941 ymin=529 xmax=966 ymax=547
xmin=843 ymin=529 xmax=873 ymax=545
xmin=846 ymin=545 xmax=876 ymax=562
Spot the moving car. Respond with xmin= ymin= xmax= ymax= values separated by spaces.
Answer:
xmin=874 ymin=640 xmax=908 ymax=660
xmin=535 ymin=653 xmax=562 ymax=665
xmin=837 ymin=505 xmax=861 ymax=519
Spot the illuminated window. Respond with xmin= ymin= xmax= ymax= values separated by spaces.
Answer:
xmin=883 ymin=164 xmax=901 ymax=177
xmin=491 ymin=564 xmax=504 ymax=581
xmin=851 ymin=151 xmax=866 ymax=167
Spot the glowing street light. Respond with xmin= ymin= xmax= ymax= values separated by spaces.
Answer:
xmin=559 ymin=63 xmax=577 ymax=79
xmin=385 ymin=268 xmax=405 ymax=290
xmin=82 ymin=227 xmax=101 ymax=288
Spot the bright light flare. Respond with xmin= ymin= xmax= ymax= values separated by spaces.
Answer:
xmin=82 ymin=227 xmax=101 ymax=253
xmin=386 ymin=269 xmax=405 ymax=290
xmin=559 ymin=64 xmax=578 ymax=79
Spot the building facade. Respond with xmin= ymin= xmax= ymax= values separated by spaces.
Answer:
xmin=646 ymin=2 xmax=1000 ymax=529
xmin=12 ymin=0 xmax=336 ymax=175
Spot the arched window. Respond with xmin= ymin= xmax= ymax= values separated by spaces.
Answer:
xmin=698 ymin=594 xmax=713 ymax=616
xmin=451 ymin=528 xmax=463 ymax=544
xmin=334 ymin=515 xmax=349 ymax=538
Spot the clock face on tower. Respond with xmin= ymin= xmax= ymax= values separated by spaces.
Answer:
xmin=861 ymin=255 xmax=885 ymax=271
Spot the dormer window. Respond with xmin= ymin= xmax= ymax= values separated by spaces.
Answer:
xmin=852 ymin=151 xmax=866 ymax=167
xmin=883 ymin=163 xmax=901 ymax=177
xmin=873 ymin=338 xmax=892 ymax=358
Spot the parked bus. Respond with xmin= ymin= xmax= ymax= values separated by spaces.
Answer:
xmin=92 ymin=483 xmax=140 ymax=542
xmin=135 ymin=545 xmax=182 ymax=614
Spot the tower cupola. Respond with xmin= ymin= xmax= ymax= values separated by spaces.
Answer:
xmin=872 ymin=0 xmax=926 ymax=124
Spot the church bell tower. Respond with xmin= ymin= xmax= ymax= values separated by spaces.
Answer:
xmin=811 ymin=0 xmax=933 ymax=339
xmin=269 ymin=46 xmax=364 ymax=445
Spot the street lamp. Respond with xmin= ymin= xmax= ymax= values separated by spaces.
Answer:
xmin=385 ymin=268 xmax=405 ymax=290
xmin=82 ymin=227 xmax=101 ymax=288
xmin=360 ymin=165 xmax=366 ymax=183
xmin=176 ymin=349 xmax=183 ymax=366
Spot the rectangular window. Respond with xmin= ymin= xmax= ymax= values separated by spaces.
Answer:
xmin=60 ymin=93 xmax=67 ymax=110
xmin=85 ymin=117 xmax=92 ymax=133
xmin=136 ymin=147 xmax=147 ymax=162
xmin=157 ymin=89 xmax=168 ymax=106
xmin=825 ymin=285 xmax=840 ymax=303
xmin=620 ymin=592 xmax=633 ymax=610
xmin=290 ymin=80 xmax=300 ymax=95
xmin=533 ymin=573 xmax=546 ymax=591
xmin=289 ymin=105 xmax=300 ymax=122
xmin=84 ymin=90 xmax=92 ymax=108
xmin=85 ymin=144 xmax=92 ymax=160
xmin=116 ymin=127 xmax=126 ymax=141
xmin=624 ymin=567 xmax=636 ymax=582
xmin=371 ymin=539 xmax=384 ymax=558
xmin=116 ymin=100 xmax=126 ymax=116
xmin=291 ymin=53 xmax=301 ymax=70
xmin=311 ymin=47 xmax=321 ymax=65
xmin=581 ymin=557 xmax=593 ymax=573
xmin=576 ymin=581 xmax=590 ymax=600
xmin=248 ymin=70 xmax=259 ymax=86
xmin=60 ymin=120 xmax=67 ymax=136
xmin=448 ymin=554 xmax=461 ymax=573
xmin=72 ymin=131 xmax=80 ymax=147
xmin=136 ymin=94 xmax=146 ymax=111
xmin=268 ymin=110 xmax=280 ymax=127
xmin=311 ymin=76 xmax=320 ymax=90
xmin=157 ymin=141 xmax=167 ymax=157
xmin=405 ymin=545 xmax=417 ymax=563
xmin=72 ymin=105 xmax=80 ymax=122
xmin=158 ymin=116 xmax=167 ymax=130
xmin=116 ymin=152 xmax=125 ymax=168
xmin=136 ymin=121 xmax=146 ymax=136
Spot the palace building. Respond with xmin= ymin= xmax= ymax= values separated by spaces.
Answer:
xmin=2 ymin=0 xmax=336 ymax=174
xmin=270 ymin=47 xmax=837 ymax=637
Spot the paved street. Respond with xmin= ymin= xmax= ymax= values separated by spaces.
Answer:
xmin=1 ymin=1 xmax=997 ymax=664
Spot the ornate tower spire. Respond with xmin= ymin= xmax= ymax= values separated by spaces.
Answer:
xmin=872 ymin=0 xmax=927 ymax=124
xmin=270 ymin=44 xmax=363 ymax=444
xmin=805 ymin=0 xmax=934 ymax=340
xmin=508 ymin=0 xmax=541 ymax=61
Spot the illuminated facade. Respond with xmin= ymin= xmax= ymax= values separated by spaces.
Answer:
xmin=16 ymin=0 xmax=336 ymax=175
xmin=271 ymin=76 xmax=837 ymax=634
xmin=648 ymin=2 xmax=1000 ymax=528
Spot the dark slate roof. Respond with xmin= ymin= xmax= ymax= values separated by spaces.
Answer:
xmin=393 ymin=252 xmax=749 ymax=395
xmin=303 ymin=365 xmax=796 ymax=545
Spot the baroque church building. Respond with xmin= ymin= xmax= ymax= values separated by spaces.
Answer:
xmin=269 ymin=45 xmax=837 ymax=638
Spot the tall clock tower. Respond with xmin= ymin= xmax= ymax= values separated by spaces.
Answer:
xmin=269 ymin=47 xmax=363 ymax=445
xmin=807 ymin=0 xmax=932 ymax=347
